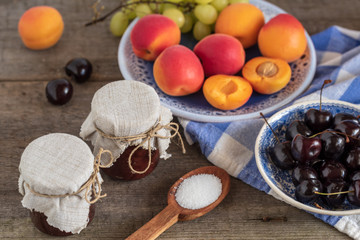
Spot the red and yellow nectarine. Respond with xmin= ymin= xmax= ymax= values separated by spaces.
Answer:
xmin=153 ymin=45 xmax=204 ymax=96
xmin=130 ymin=14 xmax=181 ymax=61
xmin=194 ymin=33 xmax=245 ymax=77
xmin=258 ymin=14 xmax=307 ymax=62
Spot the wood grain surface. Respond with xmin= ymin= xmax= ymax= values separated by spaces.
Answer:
xmin=1 ymin=0 xmax=360 ymax=239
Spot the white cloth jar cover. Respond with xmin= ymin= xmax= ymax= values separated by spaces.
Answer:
xmin=80 ymin=80 xmax=173 ymax=166
xmin=18 ymin=133 xmax=102 ymax=234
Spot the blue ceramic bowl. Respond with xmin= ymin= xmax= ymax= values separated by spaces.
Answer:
xmin=255 ymin=100 xmax=360 ymax=215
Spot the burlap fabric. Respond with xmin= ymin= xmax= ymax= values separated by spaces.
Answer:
xmin=18 ymin=133 xmax=100 ymax=234
xmin=80 ymin=80 xmax=173 ymax=166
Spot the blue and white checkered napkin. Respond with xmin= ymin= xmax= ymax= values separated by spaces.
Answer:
xmin=179 ymin=26 xmax=360 ymax=239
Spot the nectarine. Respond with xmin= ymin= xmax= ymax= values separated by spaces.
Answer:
xmin=130 ymin=14 xmax=181 ymax=61
xmin=258 ymin=14 xmax=307 ymax=62
xmin=153 ymin=45 xmax=204 ymax=96
xmin=18 ymin=6 xmax=64 ymax=50
xmin=194 ymin=33 xmax=245 ymax=77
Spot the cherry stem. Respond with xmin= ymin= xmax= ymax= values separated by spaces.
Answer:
xmin=260 ymin=112 xmax=280 ymax=143
xmin=85 ymin=0 xmax=195 ymax=26
xmin=319 ymin=79 xmax=332 ymax=111
xmin=309 ymin=129 xmax=350 ymax=143
xmin=314 ymin=190 xmax=354 ymax=196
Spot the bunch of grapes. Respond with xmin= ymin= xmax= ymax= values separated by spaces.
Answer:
xmin=92 ymin=0 xmax=249 ymax=40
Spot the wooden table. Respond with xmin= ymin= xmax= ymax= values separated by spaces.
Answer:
xmin=1 ymin=0 xmax=359 ymax=239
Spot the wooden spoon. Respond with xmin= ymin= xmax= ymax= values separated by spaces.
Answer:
xmin=126 ymin=166 xmax=230 ymax=240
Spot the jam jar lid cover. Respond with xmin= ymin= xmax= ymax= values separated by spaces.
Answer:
xmin=18 ymin=133 xmax=100 ymax=234
xmin=80 ymin=80 xmax=173 ymax=164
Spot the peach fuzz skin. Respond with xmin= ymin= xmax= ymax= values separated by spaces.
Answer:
xmin=215 ymin=3 xmax=264 ymax=49
xmin=18 ymin=6 xmax=64 ymax=50
xmin=203 ymin=75 xmax=253 ymax=110
xmin=153 ymin=45 xmax=204 ymax=96
xmin=194 ymin=33 xmax=245 ymax=77
xmin=258 ymin=14 xmax=307 ymax=62
xmin=130 ymin=14 xmax=181 ymax=61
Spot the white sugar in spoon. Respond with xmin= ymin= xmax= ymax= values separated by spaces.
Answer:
xmin=126 ymin=166 xmax=230 ymax=240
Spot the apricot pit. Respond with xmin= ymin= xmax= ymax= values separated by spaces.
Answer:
xmin=242 ymin=57 xmax=291 ymax=94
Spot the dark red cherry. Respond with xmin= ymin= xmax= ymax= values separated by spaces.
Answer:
xmin=348 ymin=180 xmax=360 ymax=207
xmin=291 ymin=134 xmax=322 ymax=164
xmin=319 ymin=131 xmax=345 ymax=160
xmin=285 ymin=120 xmax=312 ymax=141
xmin=269 ymin=141 xmax=297 ymax=170
xmin=295 ymin=179 xmax=323 ymax=203
xmin=292 ymin=165 xmax=319 ymax=186
xmin=322 ymin=180 xmax=348 ymax=208
xmin=349 ymin=170 xmax=360 ymax=182
xmin=319 ymin=161 xmax=347 ymax=183
xmin=304 ymin=108 xmax=333 ymax=132
xmin=65 ymin=58 xmax=92 ymax=83
xmin=45 ymin=78 xmax=73 ymax=105
xmin=335 ymin=120 xmax=360 ymax=148
xmin=343 ymin=147 xmax=360 ymax=172
xmin=333 ymin=112 xmax=359 ymax=127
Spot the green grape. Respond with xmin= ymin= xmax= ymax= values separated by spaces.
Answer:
xmin=193 ymin=21 xmax=211 ymax=41
xmin=162 ymin=3 xmax=177 ymax=12
xmin=109 ymin=11 xmax=129 ymax=37
xmin=167 ymin=0 xmax=183 ymax=3
xmin=194 ymin=4 xmax=218 ymax=25
xmin=163 ymin=8 xmax=185 ymax=28
xmin=195 ymin=0 xmax=213 ymax=4
xmin=229 ymin=0 xmax=249 ymax=4
xmin=211 ymin=0 xmax=229 ymax=11
xmin=181 ymin=13 xmax=193 ymax=33
xmin=135 ymin=3 xmax=152 ymax=18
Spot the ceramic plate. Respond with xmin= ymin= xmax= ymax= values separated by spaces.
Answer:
xmin=255 ymin=100 xmax=360 ymax=216
xmin=118 ymin=0 xmax=316 ymax=122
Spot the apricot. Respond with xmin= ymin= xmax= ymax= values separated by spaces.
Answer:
xmin=153 ymin=45 xmax=204 ymax=96
xmin=258 ymin=13 xmax=307 ymax=62
xmin=242 ymin=56 xmax=291 ymax=94
xmin=215 ymin=3 xmax=264 ymax=48
xmin=130 ymin=14 xmax=180 ymax=61
xmin=203 ymin=75 xmax=253 ymax=110
xmin=18 ymin=6 xmax=64 ymax=50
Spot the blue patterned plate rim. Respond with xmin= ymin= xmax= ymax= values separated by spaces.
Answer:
xmin=118 ymin=0 xmax=317 ymax=123
xmin=255 ymin=100 xmax=360 ymax=216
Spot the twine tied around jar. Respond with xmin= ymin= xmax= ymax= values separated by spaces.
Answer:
xmin=24 ymin=148 xmax=114 ymax=204
xmin=95 ymin=120 xmax=186 ymax=174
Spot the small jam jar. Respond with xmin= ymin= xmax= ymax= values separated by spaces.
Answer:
xmin=18 ymin=133 xmax=101 ymax=235
xmin=80 ymin=80 xmax=174 ymax=180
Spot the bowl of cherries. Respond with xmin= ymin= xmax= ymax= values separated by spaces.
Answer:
xmin=255 ymin=85 xmax=360 ymax=215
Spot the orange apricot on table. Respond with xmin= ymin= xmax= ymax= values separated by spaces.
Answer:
xmin=258 ymin=13 xmax=307 ymax=62
xmin=203 ymin=75 xmax=253 ymax=110
xmin=242 ymin=57 xmax=291 ymax=95
xmin=215 ymin=3 xmax=264 ymax=48
xmin=18 ymin=6 xmax=64 ymax=50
